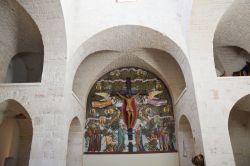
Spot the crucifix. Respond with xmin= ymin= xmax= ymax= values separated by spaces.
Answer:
xmin=111 ymin=77 xmax=147 ymax=152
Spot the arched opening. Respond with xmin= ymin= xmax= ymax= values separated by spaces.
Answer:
xmin=214 ymin=46 xmax=250 ymax=77
xmin=84 ymin=67 xmax=176 ymax=154
xmin=0 ymin=100 xmax=33 ymax=166
xmin=228 ymin=95 xmax=250 ymax=166
xmin=5 ymin=52 xmax=43 ymax=83
xmin=73 ymin=49 xmax=186 ymax=105
xmin=0 ymin=0 xmax=44 ymax=83
xmin=66 ymin=117 xmax=83 ymax=166
xmin=213 ymin=1 xmax=250 ymax=77
xmin=178 ymin=115 xmax=195 ymax=166
xmin=70 ymin=25 xmax=201 ymax=166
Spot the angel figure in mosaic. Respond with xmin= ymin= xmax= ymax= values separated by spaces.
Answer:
xmin=92 ymin=93 xmax=123 ymax=108
xmin=92 ymin=92 xmax=113 ymax=108
xmin=143 ymin=91 xmax=168 ymax=107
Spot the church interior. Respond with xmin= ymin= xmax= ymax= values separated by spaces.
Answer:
xmin=0 ymin=0 xmax=250 ymax=166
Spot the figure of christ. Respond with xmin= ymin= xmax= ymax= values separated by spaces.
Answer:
xmin=118 ymin=93 xmax=140 ymax=129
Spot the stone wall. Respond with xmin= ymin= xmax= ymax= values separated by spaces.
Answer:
xmin=0 ymin=0 xmax=250 ymax=166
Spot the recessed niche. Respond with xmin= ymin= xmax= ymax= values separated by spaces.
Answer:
xmin=214 ymin=46 xmax=250 ymax=77
xmin=5 ymin=52 xmax=43 ymax=83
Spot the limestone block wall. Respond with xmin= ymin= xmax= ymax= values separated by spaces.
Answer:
xmin=189 ymin=0 xmax=250 ymax=165
xmin=2 ymin=0 xmax=250 ymax=166
xmin=16 ymin=0 xmax=67 ymax=87
xmin=66 ymin=1 xmax=202 ymax=160
xmin=214 ymin=0 xmax=250 ymax=52
xmin=68 ymin=21 xmax=203 ymax=165
xmin=0 ymin=0 xmax=70 ymax=166
xmin=60 ymin=0 xmax=193 ymax=56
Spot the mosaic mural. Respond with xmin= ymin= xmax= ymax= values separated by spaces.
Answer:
xmin=84 ymin=67 xmax=177 ymax=153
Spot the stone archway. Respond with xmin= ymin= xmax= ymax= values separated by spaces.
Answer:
xmin=0 ymin=0 xmax=44 ymax=83
xmin=70 ymin=25 xmax=202 ymax=166
xmin=178 ymin=115 xmax=195 ymax=166
xmin=0 ymin=99 xmax=33 ymax=166
xmin=228 ymin=95 xmax=250 ymax=166
xmin=66 ymin=117 xmax=83 ymax=166
xmin=213 ymin=0 xmax=250 ymax=77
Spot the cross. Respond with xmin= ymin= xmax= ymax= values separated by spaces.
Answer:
xmin=111 ymin=77 xmax=147 ymax=152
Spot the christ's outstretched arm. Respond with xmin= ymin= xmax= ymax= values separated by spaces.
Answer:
xmin=117 ymin=93 xmax=126 ymax=100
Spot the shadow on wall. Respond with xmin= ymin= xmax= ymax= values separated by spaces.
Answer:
xmin=0 ymin=99 xmax=33 ymax=166
xmin=5 ymin=52 xmax=43 ymax=83
xmin=229 ymin=95 xmax=250 ymax=166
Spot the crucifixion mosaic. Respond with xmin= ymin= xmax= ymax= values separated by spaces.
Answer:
xmin=84 ymin=67 xmax=177 ymax=154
